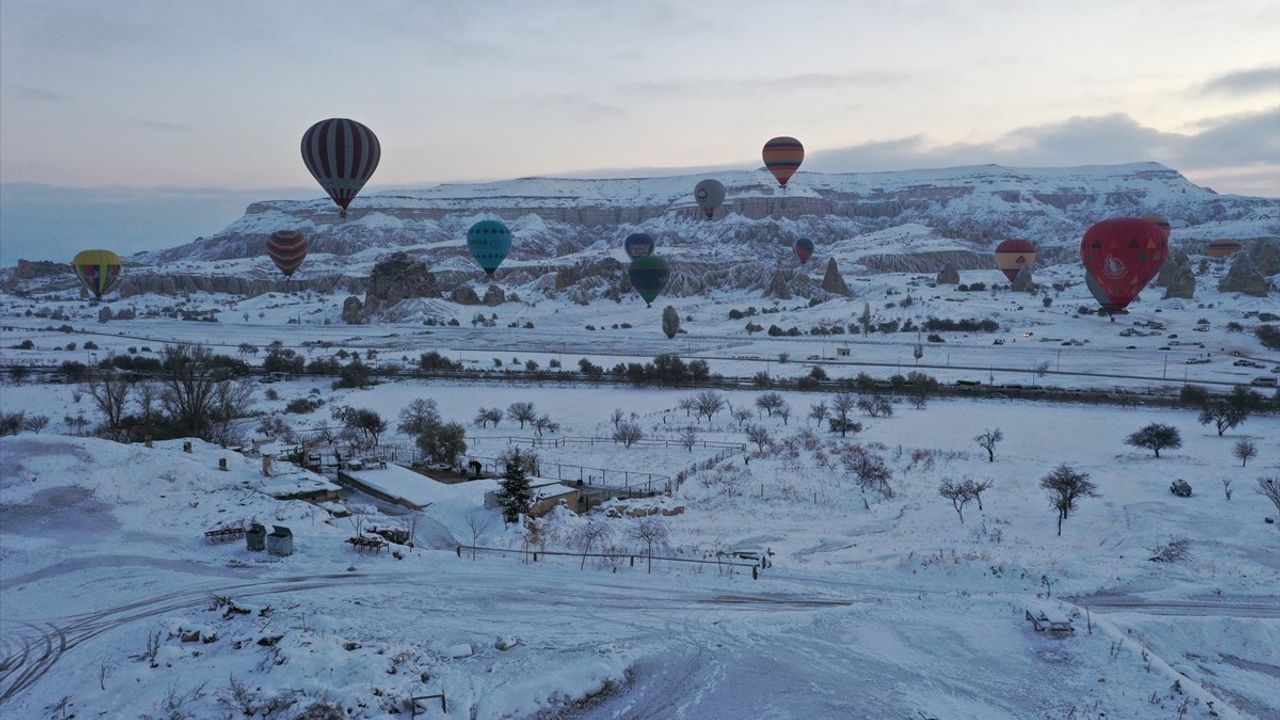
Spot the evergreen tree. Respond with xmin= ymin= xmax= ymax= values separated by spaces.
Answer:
xmin=498 ymin=448 xmax=532 ymax=524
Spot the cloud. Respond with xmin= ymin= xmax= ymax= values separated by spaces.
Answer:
xmin=1199 ymin=66 xmax=1280 ymax=96
xmin=618 ymin=71 xmax=909 ymax=98
xmin=803 ymin=108 xmax=1280 ymax=178
xmin=16 ymin=85 xmax=67 ymax=102
xmin=133 ymin=119 xmax=192 ymax=133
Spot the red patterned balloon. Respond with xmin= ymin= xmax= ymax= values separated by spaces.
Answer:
xmin=1079 ymin=218 xmax=1168 ymax=312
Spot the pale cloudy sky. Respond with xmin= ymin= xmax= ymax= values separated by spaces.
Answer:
xmin=1 ymin=0 xmax=1278 ymax=262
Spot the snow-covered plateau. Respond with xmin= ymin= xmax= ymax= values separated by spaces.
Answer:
xmin=1 ymin=161 xmax=1277 ymax=719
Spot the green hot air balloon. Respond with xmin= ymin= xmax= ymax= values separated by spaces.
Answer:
xmin=467 ymin=220 xmax=512 ymax=276
xmin=628 ymin=256 xmax=672 ymax=307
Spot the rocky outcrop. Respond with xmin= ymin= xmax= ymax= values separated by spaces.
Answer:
xmin=482 ymin=285 xmax=506 ymax=306
xmin=366 ymin=252 xmax=440 ymax=304
xmin=342 ymin=296 xmax=364 ymax=324
xmin=1163 ymin=265 xmax=1196 ymax=299
xmin=13 ymin=259 xmax=66 ymax=279
xmin=821 ymin=258 xmax=851 ymax=296
xmin=116 ymin=273 xmax=351 ymax=298
xmin=1155 ymin=250 xmax=1188 ymax=287
xmin=1011 ymin=266 xmax=1035 ymax=292
xmin=1219 ymin=258 xmax=1268 ymax=296
xmin=451 ymin=286 xmax=481 ymax=305
xmin=98 ymin=306 xmax=113 ymax=323
xmin=765 ymin=270 xmax=794 ymax=300
xmin=936 ymin=262 xmax=960 ymax=285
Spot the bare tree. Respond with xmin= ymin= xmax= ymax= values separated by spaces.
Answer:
xmin=87 ymin=371 xmax=131 ymax=438
xmin=1125 ymin=423 xmax=1181 ymax=458
xmin=134 ymin=381 xmax=161 ymax=418
xmin=473 ymin=407 xmax=496 ymax=428
xmin=938 ymin=478 xmax=975 ymax=523
xmin=731 ymin=407 xmax=752 ymax=428
xmin=612 ymin=421 xmax=644 ymax=448
xmin=464 ymin=511 xmax=492 ymax=560
xmin=569 ymin=520 xmax=613 ymax=569
xmin=745 ymin=424 xmax=771 ymax=453
xmin=694 ymin=391 xmax=726 ymax=423
xmin=857 ymin=395 xmax=893 ymax=418
xmin=1232 ymin=439 xmax=1257 ymax=468
xmin=809 ymin=401 xmax=828 ymax=428
xmin=610 ymin=408 xmax=625 ymax=431
xmin=64 ymin=414 xmax=90 ymax=436
xmin=830 ymin=393 xmax=858 ymax=437
xmin=677 ymin=396 xmax=696 ymax=418
xmin=1147 ymin=538 xmax=1192 ymax=563
xmin=628 ymin=517 xmax=670 ymax=573
xmin=755 ymin=392 xmax=784 ymax=418
xmin=849 ymin=449 xmax=893 ymax=499
xmin=22 ymin=415 xmax=50 ymax=434
xmin=776 ymin=399 xmax=792 ymax=425
xmin=532 ymin=414 xmax=559 ymax=436
xmin=398 ymin=398 xmax=440 ymax=437
xmin=679 ymin=425 xmax=699 ymax=452
xmin=507 ymin=401 xmax=537 ymax=429
xmin=1040 ymin=464 xmax=1099 ymax=536
xmin=1222 ymin=477 xmax=1234 ymax=500
xmin=159 ymin=345 xmax=251 ymax=441
xmin=209 ymin=379 xmax=254 ymax=448
xmin=975 ymin=428 xmax=1003 ymax=463
xmin=1257 ymin=475 xmax=1280 ymax=515
xmin=962 ymin=477 xmax=994 ymax=511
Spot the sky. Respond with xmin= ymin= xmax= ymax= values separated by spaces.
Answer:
xmin=2 ymin=0 xmax=1278 ymax=264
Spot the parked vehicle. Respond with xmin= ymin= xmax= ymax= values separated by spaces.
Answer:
xmin=1251 ymin=377 xmax=1278 ymax=387
xmin=1170 ymin=480 xmax=1192 ymax=497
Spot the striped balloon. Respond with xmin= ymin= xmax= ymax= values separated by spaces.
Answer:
xmin=301 ymin=118 xmax=381 ymax=215
xmin=267 ymin=230 xmax=309 ymax=277
xmin=762 ymin=136 xmax=804 ymax=187
xmin=72 ymin=249 xmax=123 ymax=300
xmin=994 ymin=239 xmax=1037 ymax=282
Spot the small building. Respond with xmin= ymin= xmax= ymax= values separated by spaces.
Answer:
xmin=836 ymin=347 xmax=851 ymax=357
xmin=1025 ymin=605 xmax=1074 ymax=633
xmin=338 ymin=462 xmax=443 ymax=510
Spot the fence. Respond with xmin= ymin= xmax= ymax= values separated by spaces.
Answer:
xmin=467 ymin=454 xmax=674 ymax=495
xmin=455 ymin=543 xmax=765 ymax=579
xmin=469 ymin=434 xmax=746 ymax=451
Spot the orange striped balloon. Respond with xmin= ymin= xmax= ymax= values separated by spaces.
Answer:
xmin=1205 ymin=239 xmax=1242 ymax=258
xmin=762 ymin=136 xmax=804 ymax=187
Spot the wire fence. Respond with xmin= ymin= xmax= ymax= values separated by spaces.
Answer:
xmin=455 ymin=543 xmax=766 ymax=579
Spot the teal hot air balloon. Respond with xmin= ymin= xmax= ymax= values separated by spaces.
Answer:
xmin=628 ymin=256 xmax=672 ymax=307
xmin=467 ymin=220 xmax=512 ymax=276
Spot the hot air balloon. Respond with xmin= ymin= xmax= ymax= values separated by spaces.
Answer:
xmin=267 ymin=230 xmax=308 ymax=278
xmin=624 ymin=233 xmax=656 ymax=259
xmin=694 ymin=179 xmax=725 ymax=219
xmin=467 ymin=220 xmax=512 ymax=276
xmin=1141 ymin=214 xmax=1171 ymax=241
xmin=762 ymin=136 xmax=804 ymax=188
xmin=1206 ymin=239 xmax=1242 ymax=258
xmin=628 ymin=256 xmax=671 ymax=307
xmin=994 ymin=239 xmax=1037 ymax=282
xmin=1084 ymin=271 xmax=1117 ymax=313
xmin=1079 ymin=218 xmax=1168 ymax=312
xmin=793 ymin=238 xmax=815 ymax=265
xmin=72 ymin=250 xmax=123 ymax=300
xmin=301 ymin=118 xmax=381 ymax=217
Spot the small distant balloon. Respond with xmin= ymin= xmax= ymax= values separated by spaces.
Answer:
xmin=266 ymin=230 xmax=309 ymax=278
xmin=624 ymin=233 xmax=656 ymax=259
xmin=628 ymin=256 xmax=672 ymax=307
xmin=467 ymin=220 xmax=513 ymax=276
xmin=693 ymin=179 xmax=726 ymax=219
xmin=301 ymin=118 xmax=381 ymax=217
xmin=1205 ymin=239 xmax=1242 ymax=258
xmin=994 ymin=239 xmax=1037 ymax=283
xmin=793 ymin=238 xmax=815 ymax=265
xmin=1141 ymin=214 xmax=1172 ymax=241
xmin=762 ymin=136 xmax=804 ymax=188
xmin=72 ymin=249 xmax=123 ymax=300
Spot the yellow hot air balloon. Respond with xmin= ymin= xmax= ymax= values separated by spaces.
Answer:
xmin=72 ymin=250 xmax=123 ymax=300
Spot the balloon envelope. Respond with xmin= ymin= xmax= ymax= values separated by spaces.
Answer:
xmin=628 ymin=256 xmax=672 ymax=307
xmin=467 ymin=220 xmax=513 ymax=276
xmin=1141 ymin=214 xmax=1172 ymax=241
xmin=72 ymin=249 xmax=123 ymax=300
xmin=793 ymin=238 xmax=815 ymax=264
xmin=267 ymin=230 xmax=308 ymax=277
xmin=762 ymin=136 xmax=804 ymax=187
xmin=624 ymin=233 xmax=656 ymax=259
xmin=994 ymin=239 xmax=1037 ymax=282
xmin=1205 ymin=239 xmax=1242 ymax=258
xmin=1084 ymin=271 xmax=1118 ymax=312
xmin=694 ymin=179 xmax=726 ymax=219
xmin=301 ymin=118 xmax=381 ymax=214
xmin=1079 ymin=218 xmax=1168 ymax=312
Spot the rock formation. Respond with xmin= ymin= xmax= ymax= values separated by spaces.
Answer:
xmin=342 ymin=296 xmax=364 ymax=324
xmin=821 ymin=258 xmax=851 ymax=296
xmin=936 ymin=262 xmax=960 ymax=285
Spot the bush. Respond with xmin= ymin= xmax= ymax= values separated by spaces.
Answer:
xmin=285 ymin=397 xmax=324 ymax=414
xmin=1256 ymin=324 xmax=1280 ymax=351
xmin=419 ymin=351 xmax=462 ymax=371
xmin=15 ymin=339 xmax=34 ymax=350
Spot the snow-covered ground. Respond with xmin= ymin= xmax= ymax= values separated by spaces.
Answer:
xmin=2 ymin=367 xmax=1277 ymax=718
